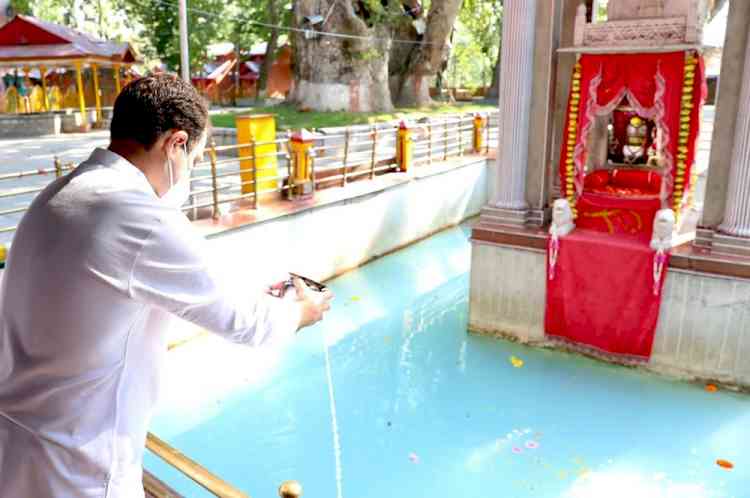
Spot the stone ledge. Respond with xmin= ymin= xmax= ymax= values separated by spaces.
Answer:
xmin=472 ymin=219 xmax=750 ymax=280
xmin=0 ymin=113 xmax=62 ymax=138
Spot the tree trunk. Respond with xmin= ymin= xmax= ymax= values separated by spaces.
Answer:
xmin=290 ymin=0 xmax=393 ymax=112
xmin=391 ymin=0 xmax=463 ymax=108
xmin=486 ymin=3 xmax=503 ymax=100
xmin=487 ymin=32 xmax=501 ymax=99
xmin=256 ymin=0 xmax=280 ymax=102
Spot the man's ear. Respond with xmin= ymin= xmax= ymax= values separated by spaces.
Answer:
xmin=163 ymin=130 xmax=189 ymax=152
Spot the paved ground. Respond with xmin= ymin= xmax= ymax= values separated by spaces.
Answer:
xmin=0 ymin=131 xmax=110 ymax=244
xmin=0 ymin=131 xmax=110 ymax=172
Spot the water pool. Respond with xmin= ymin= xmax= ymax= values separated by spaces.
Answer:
xmin=145 ymin=225 xmax=749 ymax=498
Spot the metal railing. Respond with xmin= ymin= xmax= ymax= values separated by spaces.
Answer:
xmin=145 ymin=432 xmax=251 ymax=498
xmin=145 ymin=432 xmax=302 ymax=498
xmin=0 ymin=111 xmax=499 ymax=243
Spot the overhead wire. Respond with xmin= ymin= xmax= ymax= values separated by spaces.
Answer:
xmin=149 ymin=0 xmax=450 ymax=46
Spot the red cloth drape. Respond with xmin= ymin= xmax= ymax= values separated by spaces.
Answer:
xmin=559 ymin=51 xmax=706 ymax=205
xmin=575 ymin=193 xmax=661 ymax=236
xmin=545 ymin=229 xmax=669 ymax=360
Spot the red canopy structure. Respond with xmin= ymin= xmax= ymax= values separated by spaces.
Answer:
xmin=0 ymin=15 xmax=139 ymax=126
xmin=0 ymin=15 xmax=137 ymax=64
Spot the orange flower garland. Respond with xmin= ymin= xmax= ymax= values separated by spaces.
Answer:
xmin=673 ymin=52 xmax=698 ymax=216
xmin=564 ymin=62 xmax=583 ymax=218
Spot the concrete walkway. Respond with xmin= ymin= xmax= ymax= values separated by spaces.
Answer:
xmin=0 ymin=131 xmax=110 ymax=243
xmin=0 ymin=130 xmax=110 ymax=174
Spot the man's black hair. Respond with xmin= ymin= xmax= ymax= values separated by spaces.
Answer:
xmin=110 ymin=73 xmax=208 ymax=150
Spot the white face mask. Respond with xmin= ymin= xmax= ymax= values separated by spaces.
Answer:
xmin=161 ymin=143 xmax=191 ymax=209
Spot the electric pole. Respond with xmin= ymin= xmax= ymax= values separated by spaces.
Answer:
xmin=178 ymin=0 xmax=190 ymax=82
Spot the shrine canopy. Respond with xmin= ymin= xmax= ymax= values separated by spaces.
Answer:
xmin=0 ymin=15 xmax=137 ymax=67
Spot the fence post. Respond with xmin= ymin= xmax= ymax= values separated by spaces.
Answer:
xmin=443 ymin=118 xmax=448 ymax=160
xmin=396 ymin=121 xmax=413 ymax=172
xmin=309 ymin=149 xmax=316 ymax=193
xmin=208 ymin=139 xmax=220 ymax=220
xmin=342 ymin=128 xmax=350 ymax=186
xmin=251 ymin=139 xmax=259 ymax=209
xmin=370 ymin=125 xmax=378 ymax=179
xmin=428 ymin=122 xmax=433 ymax=165
xmin=289 ymin=129 xmax=315 ymax=198
xmin=54 ymin=156 xmax=63 ymax=178
xmin=285 ymin=131 xmax=294 ymax=200
xmin=458 ymin=117 xmax=464 ymax=157
xmin=473 ymin=113 xmax=485 ymax=153
xmin=485 ymin=113 xmax=491 ymax=154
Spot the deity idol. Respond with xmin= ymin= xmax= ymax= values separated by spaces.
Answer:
xmin=622 ymin=116 xmax=648 ymax=164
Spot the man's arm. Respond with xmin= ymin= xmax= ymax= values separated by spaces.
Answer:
xmin=127 ymin=214 xmax=321 ymax=346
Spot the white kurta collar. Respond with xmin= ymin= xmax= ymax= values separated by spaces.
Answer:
xmin=84 ymin=148 xmax=157 ymax=197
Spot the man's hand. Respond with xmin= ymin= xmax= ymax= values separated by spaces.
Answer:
xmin=288 ymin=277 xmax=333 ymax=330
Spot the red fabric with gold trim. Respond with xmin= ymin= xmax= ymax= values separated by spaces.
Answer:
xmin=575 ymin=193 xmax=660 ymax=236
xmin=558 ymin=51 xmax=706 ymax=205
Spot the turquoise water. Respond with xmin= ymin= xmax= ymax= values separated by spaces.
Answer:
xmin=145 ymin=225 xmax=749 ymax=498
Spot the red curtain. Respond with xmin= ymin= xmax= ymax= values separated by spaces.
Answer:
xmin=559 ymin=51 xmax=706 ymax=206
xmin=545 ymin=229 xmax=669 ymax=360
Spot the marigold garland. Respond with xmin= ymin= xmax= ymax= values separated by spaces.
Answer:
xmin=673 ymin=52 xmax=699 ymax=216
xmin=563 ymin=61 xmax=583 ymax=218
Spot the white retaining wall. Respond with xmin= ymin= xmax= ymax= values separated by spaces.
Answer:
xmin=206 ymin=158 xmax=489 ymax=289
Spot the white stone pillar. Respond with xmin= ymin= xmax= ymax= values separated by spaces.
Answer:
xmin=719 ymin=34 xmax=750 ymax=237
xmin=494 ymin=0 xmax=538 ymax=210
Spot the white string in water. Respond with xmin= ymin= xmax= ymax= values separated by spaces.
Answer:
xmin=323 ymin=330 xmax=344 ymax=498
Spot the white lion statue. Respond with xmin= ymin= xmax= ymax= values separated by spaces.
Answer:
xmin=650 ymin=208 xmax=675 ymax=252
xmin=549 ymin=199 xmax=575 ymax=238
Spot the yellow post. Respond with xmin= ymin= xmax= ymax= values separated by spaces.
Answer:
xmin=5 ymin=86 xmax=18 ymax=113
xmin=396 ymin=120 xmax=413 ymax=172
xmin=289 ymin=129 xmax=315 ymax=198
xmin=73 ymin=61 xmax=88 ymax=127
xmin=91 ymin=63 xmax=102 ymax=123
xmin=235 ymin=114 xmax=278 ymax=196
xmin=113 ymin=63 xmax=122 ymax=96
xmin=473 ymin=113 xmax=485 ymax=153
xmin=39 ymin=65 xmax=49 ymax=111
xmin=22 ymin=66 xmax=31 ymax=113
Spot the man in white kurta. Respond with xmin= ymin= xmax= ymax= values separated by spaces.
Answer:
xmin=0 ymin=74 xmax=329 ymax=497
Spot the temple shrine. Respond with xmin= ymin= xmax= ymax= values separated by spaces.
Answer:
xmin=0 ymin=15 xmax=138 ymax=133
xmin=470 ymin=0 xmax=750 ymax=386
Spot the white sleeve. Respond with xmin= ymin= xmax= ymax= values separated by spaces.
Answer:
xmin=128 ymin=214 xmax=300 ymax=347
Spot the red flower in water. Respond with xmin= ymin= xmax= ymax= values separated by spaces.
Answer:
xmin=716 ymin=459 xmax=734 ymax=470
